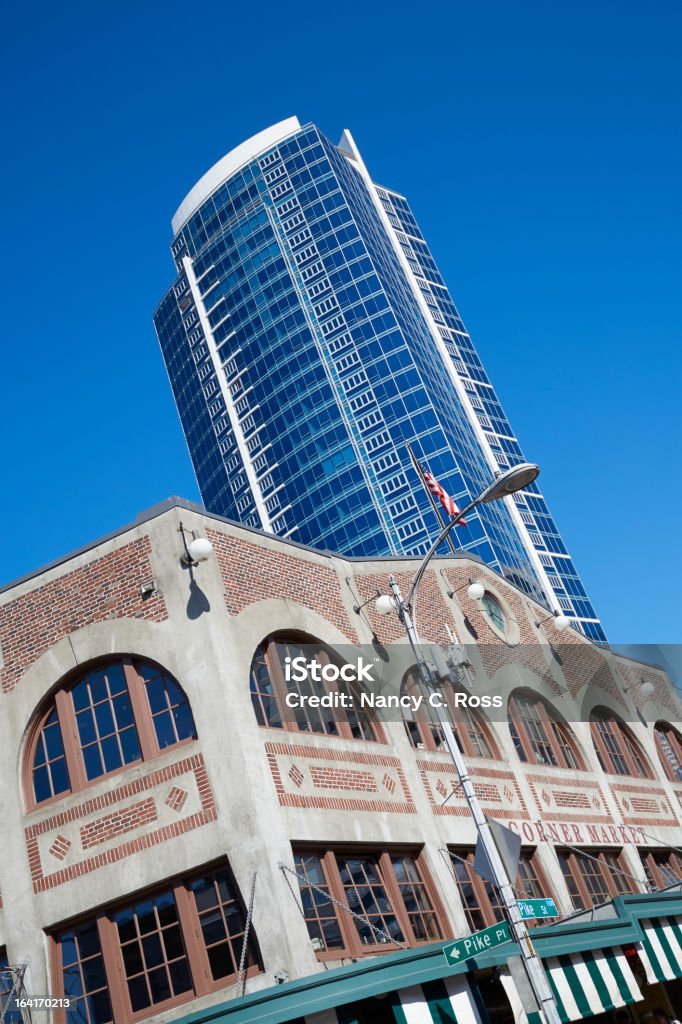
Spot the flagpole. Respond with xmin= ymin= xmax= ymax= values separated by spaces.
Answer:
xmin=407 ymin=443 xmax=459 ymax=556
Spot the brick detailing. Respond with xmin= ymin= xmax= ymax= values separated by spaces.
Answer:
xmin=48 ymin=835 xmax=71 ymax=861
xmin=165 ymin=786 xmax=189 ymax=812
xmin=382 ymin=773 xmax=396 ymax=794
xmin=553 ymin=790 xmax=591 ymax=810
xmin=611 ymin=782 xmax=680 ymax=828
xmin=80 ymin=798 xmax=157 ymax=850
xmin=288 ymin=765 xmax=304 ymax=788
xmin=526 ymin=773 xmax=610 ymax=823
xmin=265 ymin=741 xmax=415 ymax=814
xmin=25 ymin=754 xmax=216 ymax=893
xmin=353 ymin=569 xmax=452 ymax=645
xmin=208 ymin=530 xmax=357 ymax=640
xmin=0 ymin=537 xmax=167 ymax=692
xmin=617 ymin=661 xmax=678 ymax=715
xmin=310 ymin=765 xmax=377 ymax=792
xmin=418 ymin=761 xmax=528 ymax=819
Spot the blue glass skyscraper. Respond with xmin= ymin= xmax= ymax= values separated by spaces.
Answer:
xmin=154 ymin=117 xmax=604 ymax=641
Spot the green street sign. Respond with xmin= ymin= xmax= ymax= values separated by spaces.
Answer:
xmin=443 ymin=920 xmax=511 ymax=965
xmin=516 ymin=897 xmax=559 ymax=920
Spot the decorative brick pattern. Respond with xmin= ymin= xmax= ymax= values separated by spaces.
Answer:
xmin=611 ymin=781 xmax=680 ymax=828
xmin=265 ymin=741 xmax=415 ymax=814
xmin=418 ymin=761 xmax=528 ymax=819
xmin=310 ymin=765 xmax=377 ymax=792
xmin=0 ymin=537 xmax=167 ymax=692
xmin=48 ymin=835 xmax=71 ymax=861
xmin=526 ymin=773 xmax=610 ymax=823
xmin=288 ymin=765 xmax=304 ymax=788
xmin=382 ymin=773 xmax=396 ymax=794
xmin=25 ymin=754 xmax=216 ymax=893
xmin=80 ymin=798 xmax=157 ymax=850
xmin=208 ymin=530 xmax=357 ymax=640
xmin=353 ymin=569 xmax=452 ymax=645
xmin=165 ymin=786 xmax=189 ymax=812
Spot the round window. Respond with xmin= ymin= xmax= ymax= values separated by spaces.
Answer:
xmin=482 ymin=592 xmax=506 ymax=632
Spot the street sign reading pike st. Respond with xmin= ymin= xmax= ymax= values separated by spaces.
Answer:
xmin=443 ymin=921 xmax=511 ymax=965
xmin=516 ymin=898 xmax=559 ymax=920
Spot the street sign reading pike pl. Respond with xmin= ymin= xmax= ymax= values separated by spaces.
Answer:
xmin=516 ymin=898 xmax=559 ymax=920
xmin=443 ymin=921 xmax=511 ymax=965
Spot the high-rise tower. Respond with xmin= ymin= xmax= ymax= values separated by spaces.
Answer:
xmin=155 ymin=117 xmax=603 ymax=640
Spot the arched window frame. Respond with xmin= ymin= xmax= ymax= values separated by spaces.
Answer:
xmin=26 ymin=657 xmax=197 ymax=810
xmin=589 ymin=709 xmax=653 ymax=779
xmin=401 ymin=669 xmax=500 ymax=758
xmin=249 ymin=634 xmax=383 ymax=743
xmin=654 ymin=722 xmax=682 ymax=783
xmin=508 ymin=692 xmax=585 ymax=770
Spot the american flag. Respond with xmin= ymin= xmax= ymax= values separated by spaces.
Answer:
xmin=422 ymin=467 xmax=466 ymax=523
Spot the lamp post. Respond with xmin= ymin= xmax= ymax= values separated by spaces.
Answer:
xmin=378 ymin=462 xmax=562 ymax=1024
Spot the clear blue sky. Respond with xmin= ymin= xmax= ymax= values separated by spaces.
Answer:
xmin=2 ymin=1 xmax=680 ymax=642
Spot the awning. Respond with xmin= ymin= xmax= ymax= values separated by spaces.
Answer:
xmin=544 ymin=947 xmax=643 ymax=1022
xmin=301 ymin=975 xmax=483 ymax=1023
xmin=636 ymin=915 xmax=682 ymax=983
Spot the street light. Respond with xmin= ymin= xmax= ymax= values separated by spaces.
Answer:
xmin=378 ymin=461 xmax=562 ymax=1024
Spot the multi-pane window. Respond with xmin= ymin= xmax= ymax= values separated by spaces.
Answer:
xmin=0 ymin=949 xmax=23 ymax=1024
xmin=29 ymin=659 xmax=196 ymax=807
xmin=654 ymin=722 xmax=682 ymax=782
xmin=590 ymin=711 xmax=652 ymax=778
xmin=556 ymin=849 xmax=634 ymax=910
xmin=293 ymin=848 xmax=444 ymax=959
xmin=640 ymin=849 xmax=682 ymax=891
xmin=50 ymin=865 xmax=260 ymax=1024
xmin=508 ymin=694 xmax=583 ymax=769
xmin=448 ymin=849 xmax=550 ymax=931
xmin=402 ymin=670 xmax=498 ymax=757
xmin=250 ymin=636 xmax=380 ymax=742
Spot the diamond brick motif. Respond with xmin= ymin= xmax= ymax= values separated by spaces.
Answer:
xmin=503 ymin=785 xmax=515 ymax=804
xmin=49 ymin=834 xmax=71 ymax=861
xmin=165 ymin=786 xmax=188 ymax=813
xmin=436 ymin=779 xmax=448 ymax=799
xmin=382 ymin=773 xmax=396 ymax=794
xmin=591 ymin=792 xmax=602 ymax=810
xmin=288 ymin=764 xmax=304 ymax=788
xmin=541 ymin=789 xmax=552 ymax=806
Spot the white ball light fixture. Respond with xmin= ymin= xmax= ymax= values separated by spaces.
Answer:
xmin=467 ymin=581 xmax=485 ymax=601
xmin=375 ymin=594 xmax=397 ymax=616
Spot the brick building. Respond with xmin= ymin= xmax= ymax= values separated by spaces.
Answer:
xmin=1 ymin=498 xmax=681 ymax=1024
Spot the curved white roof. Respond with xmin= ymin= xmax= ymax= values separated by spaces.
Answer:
xmin=171 ymin=116 xmax=302 ymax=236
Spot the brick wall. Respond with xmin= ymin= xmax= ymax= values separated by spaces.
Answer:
xmin=0 ymin=537 xmax=167 ymax=692
xmin=208 ymin=529 xmax=358 ymax=639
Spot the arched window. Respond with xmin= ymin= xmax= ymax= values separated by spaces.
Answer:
xmin=29 ymin=659 xmax=196 ymax=807
xmin=508 ymin=692 xmax=584 ymax=769
xmin=401 ymin=669 xmax=499 ymax=758
xmin=654 ymin=722 xmax=682 ymax=782
xmin=590 ymin=709 xmax=652 ymax=778
xmin=249 ymin=635 xmax=380 ymax=742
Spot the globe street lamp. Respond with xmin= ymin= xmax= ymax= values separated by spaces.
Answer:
xmin=378 ymin=461 xmax=562 ymax=1024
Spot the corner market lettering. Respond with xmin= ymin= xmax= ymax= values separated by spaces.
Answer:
xmin=507 ymin=820 xmax=647 ymax=846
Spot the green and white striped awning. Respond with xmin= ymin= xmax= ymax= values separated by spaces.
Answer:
xmin=543 ymin=947 xmax=643 ymax=1023
xmin=637 ymin=915 xmax=682 ymax=983
xmin=300 ymin=975 xmax=482 ymax=1023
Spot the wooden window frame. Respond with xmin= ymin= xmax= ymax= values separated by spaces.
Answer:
xmin=589 ymin=713 xmax=653 ymax=779
xmin=508 ymin=694 xmax=585 ymax=770
xmin=654 ymin=722 xmax=682 ymax=782
xmin=641 ymin=849 xmax=682 ymax=890
xmin=449 ymin=848 xmax=553 ymax=931
xmin=48 ymin=863 xmax=261 ymax=1024
xmin=556 ymin=848 xmax=634 ymax=910
xmin=402 ymin=670 xmax=499 ymax=758
xmin=293 ymin=846 xmax=448 ymax=960
xmin=250 ymin=637 xmax=384 ymax=743
xmin=26 ymin=659 xmax=197 ymax=810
